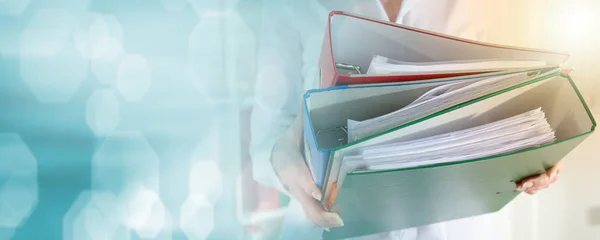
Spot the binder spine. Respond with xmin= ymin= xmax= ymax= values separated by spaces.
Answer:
xmin=303 ymin=109 xmax=331 ymax=188
xmin=320 ymin=13 xmax=339 ymax=88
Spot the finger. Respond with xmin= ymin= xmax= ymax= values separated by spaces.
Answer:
xmin=516 ymin=176 xmax=535 ymax=192
xmin=547 ymin=162 xmax=562 ymax=182
xmin=288 ymin=185 xmax=328 ymax=227
xmin=291 ymin=186 xmax=344 ymax=228
xmin=296 ymin=169 xmax=323 ymax=201
xmin=550 ymin=169 xmax=560 ymax=184
xmin=549 ymin=161 xmax=563 ymax=174
xmin=517 ymin=162 xmax=563 ymax=192
xmin=525 ymin=189 xmax=538 ymax=195
xmin=525 ymin=174 xmax=553 ymax=194
xmin=518 ymin=173 xmax=549 ymax=193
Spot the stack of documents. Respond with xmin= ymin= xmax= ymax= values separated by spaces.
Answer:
xmin=347 ymin=71 xmax=543 ymax=142
xmin=337 ymin=108 xmax=556 ymax=187
xmin=309 ymin=11 xmax=596 ymax=239
xmin=366 ymin=55 xmax=548 ymax=75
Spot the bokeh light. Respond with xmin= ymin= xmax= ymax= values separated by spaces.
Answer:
xmin=91 ymin=132 xmax=160 ymax=192
xmin=119 ymin=184 xmax=168 ymax=239
xmin=0 ymin=133 xmax=38 ymax=229
xmin=20 ymin=9 xmax=78 ymax=58
xmin=91 ymin=56 xmax=121 ymax=86
xmin=74 ymin=13 xmax=124 ymax=62
xmin=189 ymin=125 xmax=223 ymax=204
xmin=188 ymin=11 xmax=256 ymax=103
xmin=62 ymin=191 xmax=130 ymax=240
xmin=20 ymin=9 xmax=89 ymax=103
xmin=179 ymin=194 xmax=214 ymax=240
xmin=85 ymin=89 xmax=120 ymax=136
xmin=116 ymin=54 xmax=153 ymax=102
xmin=188 ymin=160 xmax=223 ymax=204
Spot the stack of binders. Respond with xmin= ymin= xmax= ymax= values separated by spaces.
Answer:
xmin=305 ymin=11 xmax=597 ymax=239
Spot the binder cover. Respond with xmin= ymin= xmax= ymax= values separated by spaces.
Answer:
xmin=319 ymin=11 xmax=570 ymax=87
xmin=303 ymin=72 xmax=595 ymax=239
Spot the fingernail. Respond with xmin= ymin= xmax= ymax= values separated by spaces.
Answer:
xmin=331 ymin=214 xmax=344 ymax=227
xmin=522 ymin=181 xmax=533 ymax=190
xmin=312 ymin=191 xmax=322 ymax=201
xmin=530 ymin=190 xmax=538 ymax=195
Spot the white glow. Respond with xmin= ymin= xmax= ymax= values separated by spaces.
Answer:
xmin=558 ymin=8 xmax=593 ymax=39
xmin=0 ymin=133 xmax=38 ymax=229
xmin=117 ymin=54 xmax=153 ymax=102
xmin=91 ymin=132 xmax=160 ymax=192
xmin=74 ymin=13 xmax=124 ymax=62
xmin=189 ymin=160 xmax=223 ymax=203
xmin=120 ymin=185 xmax=167 ymax=238
xmin=20 ymin=9 xmax=77 ymax=58
xmin=179 ymin=194 xmax=214 ymax=240
xmin=63 ymin=191 xmax=130 ymax=240
xmin=85 ymin=89 xmax=120 ymax=136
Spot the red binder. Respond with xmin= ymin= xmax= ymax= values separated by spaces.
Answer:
xmin=319 ymin=11 xmax=570 ymax=88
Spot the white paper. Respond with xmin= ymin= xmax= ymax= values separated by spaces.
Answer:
xmin=336 ymin=108 xmax=556 ymax=187
xmin=347 ymin=71 xmax=544 ymax=142
xmin=366 ymin=55 xmax=548 ymax=75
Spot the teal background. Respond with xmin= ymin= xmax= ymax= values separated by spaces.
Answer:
xmin=0 ymin=0 xmax=265 ymax=239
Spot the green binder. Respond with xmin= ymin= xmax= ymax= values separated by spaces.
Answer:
xmin=304 ymin=72 xmax=596 ymax=239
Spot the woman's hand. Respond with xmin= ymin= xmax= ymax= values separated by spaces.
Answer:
xmin=517 ymin=161 xmax=562 ymax=195
xmin=272 ymin=136 xmax=344 ymax=229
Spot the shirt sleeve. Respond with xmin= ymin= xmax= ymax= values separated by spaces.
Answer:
xmin=249 ymin=0 xmax=304 ymax=194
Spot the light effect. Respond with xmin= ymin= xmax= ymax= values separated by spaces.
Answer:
xmin=20 ymin=43 xmax=89 ymax=103
xmin=179 ymin=194 xmax=214 ymax=240
xmin=63 ymin=191 xmax=129 ymax=240
xmin=116 ymin=54 xmax=153 ymax=102
xmin=91 ymin=132 xmax=160 ymax=192
xmin=0 ymin=133 xmax=38 ymax=229
xmin=86 ymin=89 xmax=120 ymax=136
xmin=188 ymin=12 xmax=256 ymax=103
xmin=91 ymin=57 xmax=120 ymax=86
xmin=189 ymin=125 xmax=223 ymax=203
xmin=74 ymin=13 xmax=124 ymax=62
xmin=254 ymin=65 xmax=289 ymax=112
xmin=161 ymin=0 xmax=188 ymax=12
xmin=119 ymin=185 xmax=168 ymax=238
xmin=20 ymin=9 xmax=77 ymax=58
xmin=188 ymin=15 xmax=228 ymax=101
xmin=20 ymin=9 xmax=89 ymax=103
xmin=0 ymin=0 xmax=31 ymax=16
xmin=0 ymin=176 xmax=38 ymax=228
xmin=189 ymin=161 xmax=223 ymax=204
xmin=556 ymin=6 xmax=595 ymax=43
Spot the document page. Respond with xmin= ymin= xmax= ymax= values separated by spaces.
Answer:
xmin=336 ymin=108 xmax=555 ymax=187
xmin=366 ymin=55 xmax=548 ymax=75
xmin=347 ymin=71 xmax=546 ymax=142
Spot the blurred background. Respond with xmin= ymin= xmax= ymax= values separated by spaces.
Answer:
xmin=0 ymin=0 xmax=598 ymax=239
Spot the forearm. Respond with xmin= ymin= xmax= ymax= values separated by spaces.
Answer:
xmin=275 ymin=106 xmax=304 ymax=154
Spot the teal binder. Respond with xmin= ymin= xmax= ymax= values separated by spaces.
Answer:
xmin=303 ymin=72 xmax=595 ymax=239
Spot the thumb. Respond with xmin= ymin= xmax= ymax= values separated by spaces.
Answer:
xmin=546 ymin=161 xmax=562 ymax=183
